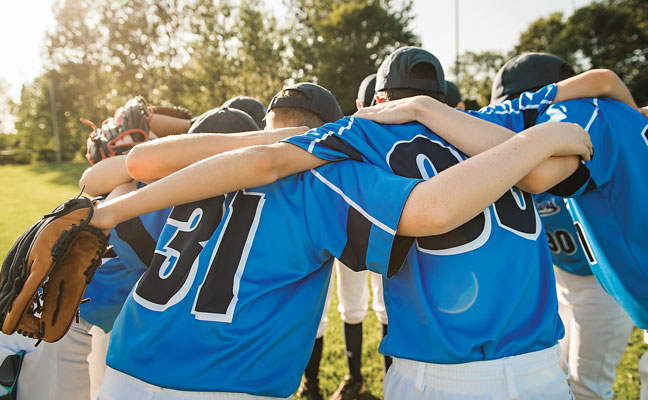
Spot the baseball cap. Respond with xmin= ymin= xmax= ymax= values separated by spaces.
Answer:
xmin=187 ymin=107 xmax=259 ymax=134
xmin=267 ymin=82 xmax=344 ymax=123
xmin=357 ymin=74 xmax=377 ymax=108
xmin=444 ymin=81 xmax=462 ymax=108
xmin=221 ymin=96 xmax=267 ymax=129
xmin=375 ymin=46 xmax=446 ymax=96
xmin=490 ymin=52 xmax=576 ymax=105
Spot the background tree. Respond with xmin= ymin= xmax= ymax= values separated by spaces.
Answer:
xmin=456 ymin=50 xmax=507 ymax=109
xmin=287 ymin=0 xmax=419 ymax=114
xmin=515 ymin=0 xmax=648 ymax=105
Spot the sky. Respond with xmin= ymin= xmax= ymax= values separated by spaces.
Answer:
xmin=0 ymin=0 xmax=596 ymax=103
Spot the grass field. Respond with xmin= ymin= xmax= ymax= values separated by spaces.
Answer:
xmin=0 ymin=162 xmax=645 ymax=399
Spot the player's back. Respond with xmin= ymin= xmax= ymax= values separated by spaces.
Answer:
xmin=537 ymin=98 xmax=648 ymax=327
xmin=105 ymin=160 xmax=416 ymax=396
xmin=286 ymin=117 xmax=563 ymax=364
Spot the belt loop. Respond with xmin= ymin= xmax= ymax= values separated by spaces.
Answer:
xmin=558 ymin=345 xmax=571 ymax=380
xmin=503 ymin=358 xmax=519 ymax=400
xmin=415 ymin=361 xmax=426 ymax=392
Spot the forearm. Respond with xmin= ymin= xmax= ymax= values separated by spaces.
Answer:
xmin=79 ymin=155 xmax=133 ymax=196
xmin=126 ymin=126 xmax=309 ymax=182
xmin=554 ymin=69 xmax=638 ymax=107
xmin=392 ymin=97 xmax=579 ymax=192
xmin=93 ymin=142 xmax=326 ymax=230
xmin=411 ymin=96 xmax=515 ymax=155
xmin=148 ymin=114 xmax=192 ymax=137
xmin=516 ymin=156 xmax=580 ymax=193
xmin=398 ymin=125 xmax=576 ymax=236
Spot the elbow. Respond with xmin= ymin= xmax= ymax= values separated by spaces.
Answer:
xmin=399 ymin=202 xmax=457 ymax=237
xmin=591 ymin=69 xmax=619 ymax=96
xmin=79 ymin=169 xmax=91 ymax=193
xmin=247 ymin=145 xmax=286 ymax=185
xmin=516 ymin=171 xmax=553 ymax=194
xmin=125 ymin=146 xmax=153 ymax=182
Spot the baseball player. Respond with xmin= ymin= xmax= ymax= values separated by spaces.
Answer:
xmin=285 ymin=46 xmax=577 ymax=399
xmin=221 ymin=96 xmax=267 ymax=129
xmin=0 ymin=109 xmax=174 ymax=400
xmin=444 ymin=81 xmax=465 ymax=110
xmin=84 ymin=80 xmax=592 ymax=399
xmin=329 ymin=73 xmax=389 ymax=400
xmin=489 ymin=53 xmax=635 ymax=400
xmin=354 ymin=49 xmax=646 ymax=398
xmin=0 ymin=105 xmax=259 ymax=400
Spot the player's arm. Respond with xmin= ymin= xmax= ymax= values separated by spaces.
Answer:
xmin=148 ymin=113 xmax=192 ymax=137
xmin=355 ymin=96 xmax=581 ymax=193
xmin=126 ymin=126 xmax=309 ymax=182
xmin=90 ymin=141 xmax=327 ymax=232
xmin=79 ymin=155 xmax=134 ymax=197
xmin=397 ymin=121 xmax=592 ymax=236
xmin=553 ymin=69 xmax=638 ymax=107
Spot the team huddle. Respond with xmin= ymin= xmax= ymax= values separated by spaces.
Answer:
xmin=0 ymin=46 xmax=647 ymax=400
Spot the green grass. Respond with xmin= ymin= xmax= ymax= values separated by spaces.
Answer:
xmin=0 ymin=162 xmax=645 ymax=399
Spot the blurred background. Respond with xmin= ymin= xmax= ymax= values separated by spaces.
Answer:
xmin=0 ymin=0 xmax=645 ymax=163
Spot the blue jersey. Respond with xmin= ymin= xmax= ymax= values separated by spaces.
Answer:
xmin=285 ymin=117 xmax=563 ymax=364
xmin=536 ymin=98 xmax=648 ymax=328
xmin=80 ymin=208 xmax=171 ymax=332
xmin=535 ymin=193 xmax=591 ymax=276
xmin=473 ymin=88 xmax=648 ymax=328
xmin=106 ymin=161 xmax=418 ymax=395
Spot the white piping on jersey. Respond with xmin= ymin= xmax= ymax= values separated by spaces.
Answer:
xmin=484 ymin=95 xmax=553 ymax=115
xmin=584 ymin=99 xmax=599 ymax=132
xmin=641 ymin=123 xmax=648 ymax=147
xmin=307 ymin=117 xmax=355 ymax=154
xmin=309 ymin=168 xmax=396 ymax=236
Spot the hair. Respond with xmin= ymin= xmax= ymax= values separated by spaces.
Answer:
xmin=376 ymin=63 xmax=445 ymax=102
xmin=265 ymin=89 xmax=325 ymax=129
xmin=506 ymin=62 xmax=577 ymax=101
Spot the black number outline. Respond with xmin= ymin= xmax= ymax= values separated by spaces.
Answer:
xmin=133 ymin=192 xmax=265 ymax=323
xmin=386 ymin=134 xmax=540 ymax=255
xmin=192 ymin=190 xmax=265 ymax=322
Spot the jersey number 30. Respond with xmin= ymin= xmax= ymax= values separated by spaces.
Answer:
xmin=388 ymin=135 xmax=541 ymax=255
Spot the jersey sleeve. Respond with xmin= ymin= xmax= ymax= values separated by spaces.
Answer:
xmin=536 ymin=99 xmax=604 ymax=197
xmin=283 ymin=116 xmax=387 ymax=162
xmin=467 ymin=84 xmax=558 ymax=132
xmin=302 ymin=160 xmax=420 ymax=278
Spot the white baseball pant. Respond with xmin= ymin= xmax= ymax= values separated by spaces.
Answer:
xmin=555 ymin=268 xmax=634 ymax=399
xmin=99 ymin=367 xmax=292 ymax=399
xmin=0 ymin=318 xmax=110 ymax=400
xmin=383 ymin=344 xmax=572 ymax=400
xmin=335 ymin=260 xmax=387 ymax=325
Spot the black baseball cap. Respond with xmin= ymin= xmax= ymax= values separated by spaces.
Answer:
xmin=490 ymin=52 xmax=576 ymax=105
xmin=187 ymin=107 xmax=259 ymax=134
xmin=444 ymin=81 xmax=462 ymax=108
xmin=375 ymin=46 xmax=446 ymax=96
xmin=267 ymin=82 xmax=344 ymax=123
xmin=221 ymin=96 xmax=267 ymax=129
xmin=357 ymin=74 xmax=377 ymax=108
